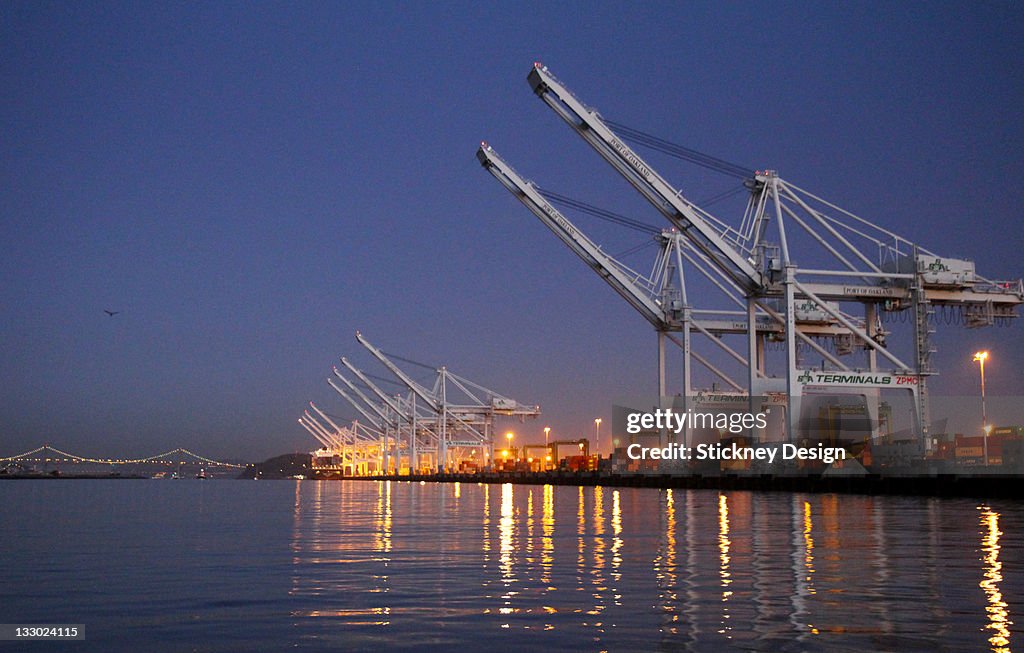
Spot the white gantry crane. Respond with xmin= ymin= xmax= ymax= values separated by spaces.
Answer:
xmin=356 ymin=332 xmax=541 ymax=472
xmin=300 ymin=403 xmax=381 ymax=476
xmin=478 ymin=143 xmax=864 ymax=444
xmin=300 ymin=333 xmax=540 ymax=475
xmin=479 ymin=62 xmax=1023 ymax=450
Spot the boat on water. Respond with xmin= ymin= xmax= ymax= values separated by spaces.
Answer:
xmin=195 ymin=468 xmax=207 ymax=479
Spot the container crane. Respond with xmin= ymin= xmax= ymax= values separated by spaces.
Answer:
xmin=478 ymin=142 xmax=883 ymax=442
xmin=354 ymin=332 xmax=540 ymax=472
xmin=511 ymin=63 xmax=1022 ymax=448
xmin=329 ymin=368 xmax=397 ymax=473
xmin=341 ymin=358 xmax=436 ymax=474
xmin=478 ymin=143 xmax=862 ymax=391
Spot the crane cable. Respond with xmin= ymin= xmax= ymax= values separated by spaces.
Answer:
xmin=538 ymin=189 xmax=659 ymax=234
xmin=381 ymin=351 xmax=438 ymax=371
xmin=606 ymin=119 xmax=753 ymax=180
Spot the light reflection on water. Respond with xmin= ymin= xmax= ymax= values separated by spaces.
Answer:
xmin=0 ymin=480 xmax=1020 ymax=651
xmin=981 ymin=506 xmax=1012 ymax=653
xmin=498 ymin=482 xmax=515 ymax=621
xmin=719 ymin=493 xmax=731 ymax=639
xmin=542 ymin=484 xmax=553 ymax=590
xmin=283 ymin=482 xmax=1021 ymax=651
xmin=655 ymin=488 xmax=679 ymax=638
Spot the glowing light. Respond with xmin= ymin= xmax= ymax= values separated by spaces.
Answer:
xmin=655 ymin=488 xmax=677 ymax=633
xmin=973 ymin=350 xmax=992 ymax=464
xmin=541 ymin=484 xmax=554 ymax=586
xmin=980 ymin=506 xmax=1011 ymax=652
xmin=719 ymin=494 xmax=732 ymax=636
xmin=499 ymin=483 xmax=514 ymax=587
xmin=611 ymin=489 xmax=622 ymax=602
xmin=803 ymin=501 xmax=816 ymax=592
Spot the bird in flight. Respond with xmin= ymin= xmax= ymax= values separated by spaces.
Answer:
xmin=104 ymin=309 xmax=121 ymax=317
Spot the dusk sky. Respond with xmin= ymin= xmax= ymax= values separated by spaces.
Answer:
xmin=3 ymin=2 xmax=1023 ymax=461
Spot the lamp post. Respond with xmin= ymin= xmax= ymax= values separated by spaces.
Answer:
xmin=506 ymin=431 xmax=514 ymax=461
xmin=973 ymin=351 xmax=989 ymax=466
xmin=594 ymin=418 xmax=602 ymax=458
xmin=543 ymin=427 xmax=551 ymax=470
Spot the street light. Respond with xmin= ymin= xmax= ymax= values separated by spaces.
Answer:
xmin=544 ymin=426 xmax=550 ymax=447
xmin=594 ymin=418 xmax=602 ymax=457
xmin=506 ymin=431 xmax=514 ymax=460
xmin=973 ymin=351 xmax=989 ymax=466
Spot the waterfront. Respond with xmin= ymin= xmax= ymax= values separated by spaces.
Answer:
xmin=0 ymin=480 xmax=1019 ymax=651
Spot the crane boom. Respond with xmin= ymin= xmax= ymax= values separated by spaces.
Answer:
xmin=355 ymin=331 xmax=442 ymax=413
xmin=477 ymin=145 xmax=845 ymax=337
xmin=302 ymin=411 xmax=342 ymax=449
xmin=328 ymin=375 xmax=387 ymax=430
xmin=341 ymin=358 xmax=405 ymax=416
xmin=299 ymin=417 xmax=336 ymax=450
xmin=477 ymin=143 xmax=670 ymax=328
xmin=528 ymin=63 xmax=762 ymax=292
xmin=309 ymin=401 xmax=345 ymax=436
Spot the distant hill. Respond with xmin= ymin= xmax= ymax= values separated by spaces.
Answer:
xmin=238 ymin=453 xmax=312 ymax=480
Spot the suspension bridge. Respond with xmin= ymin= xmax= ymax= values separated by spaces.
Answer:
xmin=0 ymin=445 xmax=245 ymax=469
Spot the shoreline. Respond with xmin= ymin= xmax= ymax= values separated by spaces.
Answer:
xmin=6 ymin=470 xmax=1022 ymax=500
xmin=324 ymin=470 xmax=1024 ymax=500
xmin=2 ymin=474 xmax=167 ymax=480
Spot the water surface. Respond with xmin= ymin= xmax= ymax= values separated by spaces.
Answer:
xmin=0 ymin=480 xmax=1019 ymax=651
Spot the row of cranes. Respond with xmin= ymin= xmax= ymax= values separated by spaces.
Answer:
xmin=478 ymin=63 xmax=1023 ymax=453
xmin=299 ymin=332 xmax=540 ymax=475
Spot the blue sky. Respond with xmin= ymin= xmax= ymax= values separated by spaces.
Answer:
xmin=3 ymin=2 xmax=1022 ymax=460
